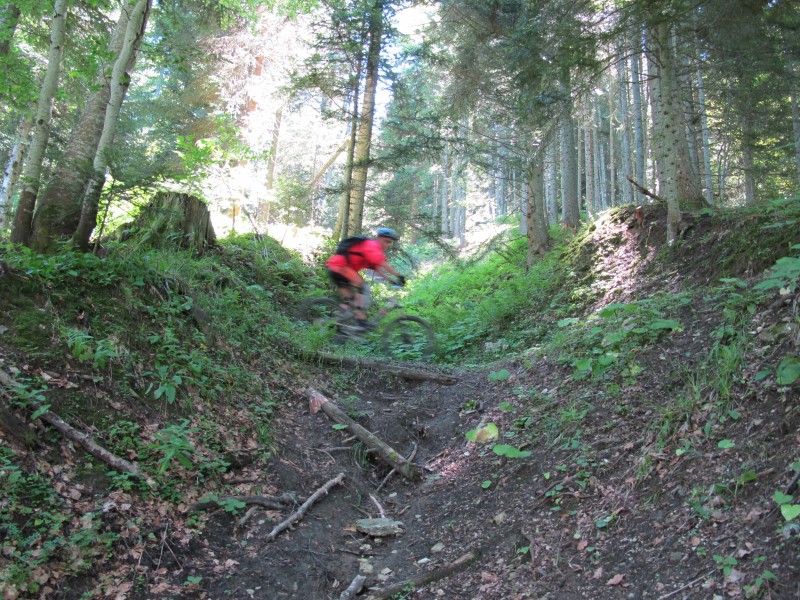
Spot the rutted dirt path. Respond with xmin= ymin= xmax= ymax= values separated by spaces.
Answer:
xmin=162 ymin=341 xmax=799 ymax=600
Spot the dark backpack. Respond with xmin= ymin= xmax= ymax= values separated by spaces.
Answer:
xmin=335 ymin=235 xmax=369 ymax=262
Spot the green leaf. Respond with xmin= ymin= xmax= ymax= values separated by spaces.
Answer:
xmin=481 ymin=480 xmax=492 ymax=489
xmin=466 ymin=423 xmax=499 ymax=444
xmin=754 ymin=369 xmax=771 ymax=381
xmin=557 ymin=317 xmax=580 ymax=327
xmin=648 ymin=319 xmax=682 ymax=331
xmin=488 ymin=369 xmax=510 ymax=381
xmin=31 ymin=404 xmax=51 ymax=420
xmin=773 ymin=491 xmax=794 ymax=505
xmin=491 ymin=444 xmax=531 ymax=458
xmin=498 ymin=402 xmax=516 ymax=412
xmin=776 ymin=356 xmax=800 ymax=385
xmin=780 ymin=504 xmax=800 ymax=521
xmin=717 ymin=439 xmax=735 ymax=449
xmin=331 ymin=424 xmax=348 ymax=430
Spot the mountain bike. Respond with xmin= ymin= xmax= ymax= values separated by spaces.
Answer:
xmin=297 ymin=284 xmax=436 ymax=360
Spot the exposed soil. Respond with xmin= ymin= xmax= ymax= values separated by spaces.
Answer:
xmin=1 ymin=206 xmax=799 ymax=599
xmin=140 ymin=207 xmax=799 ymax=600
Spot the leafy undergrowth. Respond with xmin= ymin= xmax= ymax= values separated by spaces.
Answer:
xmin=0 ymin=200 xmax=798 ymax=599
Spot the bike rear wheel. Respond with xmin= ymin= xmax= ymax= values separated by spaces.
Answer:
xmin=380 ymin=316 xmax=435 ymax=360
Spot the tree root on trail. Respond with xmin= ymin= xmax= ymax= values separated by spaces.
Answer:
xmin=313 ymin=352 xmax=459 ymax=385
xmin=305 ymin=388 xmax=421 ymax=482
xmin=186 ymin=493 xmax=298 ymax=514
xmin=266 ymin=472 xmax=345 ymax=541
xmin=0 ymin=368 xmax=153 ymax=485
xmin=364 ymin=549 xmax=481 ymax=600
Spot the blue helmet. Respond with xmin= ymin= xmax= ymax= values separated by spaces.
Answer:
xmin=376 ymin=227 xmax=399 ymax=240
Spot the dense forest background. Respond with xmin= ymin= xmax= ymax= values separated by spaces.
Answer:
xmin=1 ymin=0 xmax=799 ymax=254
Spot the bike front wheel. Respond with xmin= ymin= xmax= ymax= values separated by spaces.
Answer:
xmin=380 ymin=316 xmax=435 ymax=360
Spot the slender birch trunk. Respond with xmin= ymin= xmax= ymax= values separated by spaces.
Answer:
xmin=0 ymin=116 xmax=31 ymax=229
xmin=28 ymin=2 xmax=135 ymax=252
xmin=10 ymin=0 xmax=70 ymax=245
xmin=72 ymin=0 xmax=150 ymax=251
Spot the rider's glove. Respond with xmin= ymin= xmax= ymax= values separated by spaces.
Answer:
xmin=396 ymin=275 xmax=406 ymax=287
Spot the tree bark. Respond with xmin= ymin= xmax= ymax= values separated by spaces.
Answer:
xmin=793 ymin=89 xmax=800 ymax=188
xmin=10 ymin=0 xmax=70 ymax=245
xmin=347 ymin=0 xmax=384 ymax=235
xmin=525 ymin=149 xmax=549 ymax=266
xmin=0 ymin=115 xmax=31 ymax=229
xmin=560 ymin=110 xmax=579 ymax=228
xmin=73 ymin=0 xmax=151 ymax=251
xmin=28 ymin=0 xmax=134 ymax=252
xmin=0 ymin=1 xmax=20 ymax=58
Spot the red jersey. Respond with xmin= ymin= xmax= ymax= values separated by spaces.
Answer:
xmin=326 ymin=239 xmax=386 ymax=272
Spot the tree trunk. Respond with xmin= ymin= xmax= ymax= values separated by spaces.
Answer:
xmin=27 ymin=1 xmax=135 ymax=252
xmin=128 ymin=191 xmax=216 ymax=251
xmin=616 ymin=44 xmax=633 ymax=206
xmin=334 ymin=88 xmax=360 ymax=240
xmin=73 ymin=0 xmax=151 ymax=251
xmin=630 ymin=29 xmax=646 ymax=196
xmin=697 ymin=59 xmax=714 ymax=205
xmin=0 ymin=1 xmax=20 ymax=58
xmin=545 ymin=138 xmax=557 ymax=223
xmin=741 ymin=112 xmax=757 ymax=205
xmin=10 ymin=0 xmax=70 ymax=245
xmin=793 ymin=89 xmax=800 ymax=188
xmin=649 ymin=21 xmax=705 ymax=216
xmin=260 ymin=104 xmax=283 ymax=223
xmin=583 ymin=110 xmax=595 ymax=217
xmin=0 ymin=115 xmax=31 ymax=229
xmin=560 ymin=110 xmax=579 ymax=228
xmin=347 ymin=0 xmax=384 ymax=235
xmin=525 ymin=149 xmax=549 ymax=266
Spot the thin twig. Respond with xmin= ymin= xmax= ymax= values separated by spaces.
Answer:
xmin=369 ymin=494 xmax=386 ymax=518
xmin=657 ymin=570 xmax=715 ymax=600
xmin=266 ymin=473 xmax=345 ymax=542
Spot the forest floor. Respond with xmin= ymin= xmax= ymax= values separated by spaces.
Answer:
xmin=143 ymin=208 xmax=798 ymax=600
xmin=1 ymin=206 xmax=799 ymax=600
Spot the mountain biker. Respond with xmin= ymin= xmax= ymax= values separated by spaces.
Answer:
xmin=325 ymin=227 xmax=406 ymax=330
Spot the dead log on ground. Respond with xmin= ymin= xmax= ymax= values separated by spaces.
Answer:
xmin=186 ymin=493 xmax=298 ymax=513
xmin=305 ymin=388 xmax=421 ymax=483
xmin=315 ymin=352 xmax=459 ymax=385
xmin=365 ymin=549 xmax=480 ymax=600
xmin=0 ymin=368 xmax=153 ymax=485
xmin=266 ymin=472 xmax=345 ymax=541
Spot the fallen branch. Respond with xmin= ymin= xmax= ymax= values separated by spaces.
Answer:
xmin=186 ymin=494 xmax=297 ymax=513
xmin=338 ymin=574 xmax=366 ymax=600
xmin=266 ymin=473 xmax=345 ymax=541
xmin=0 ymin=368 xmax=153 ymax=485
xmin=365 ymin=549 xmax=481 ymax=600
xmin=314 ymin=352 xmax=459 ymax=385
xmin=376 ymin=442 xmax=417 ymax=493
xmin=627 ymin=177 xmax=666 ymax=204
xmin=305 ymin=388 xmax=421 ymax=482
